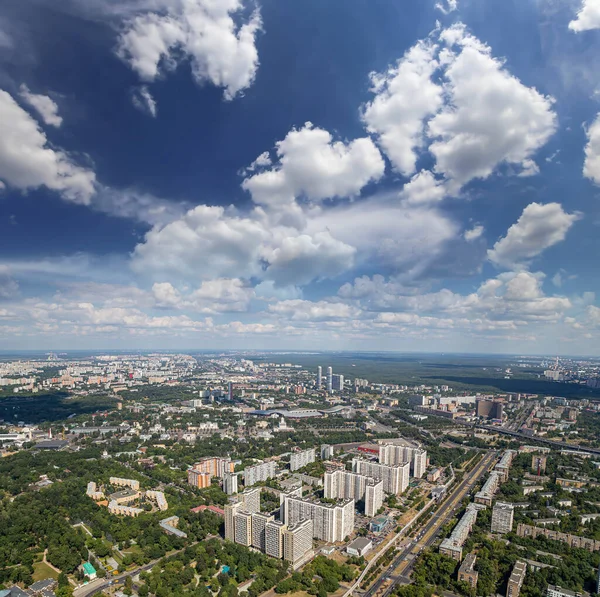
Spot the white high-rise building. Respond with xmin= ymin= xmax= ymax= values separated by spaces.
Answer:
xmin=352 ymin=458 xmax=409 ymax=494
xmin=327 ymin=367 xmax=333 ymax=393
xmin=234 ymin=511 xmax=253 ymax=546
xmin=223 ymin=472 xmax=238 ymax=495
xmin=324 ymin=469 xmax=367 ymax=501
xmin=379 ymin=444 xmax=428 ymax=479
xmin=265 ymin=520 xmax=286 ymax=559
xmin=242 ymin=487 xmax=261 ymax=513
xmin=281 ymin=496 xmax=354 ymax=543
xmin=290 ymin=448 xmax=316 ymax=472
xmin=321 ymin=444 xmax=335 ymax=460
xmin=225 ymin=502 xmax=243 ymax=541
xmin=365 ymin=479 xmax=384 ymax=518
xmin=317 ymin=366 xmax=322 ymax=389
xmin=243 ymin=461 xmax=277 ymax=486
xmin=332 ymin=374 xmax=344 ymax=392
xmin=284 ymin=519 xmax=314 ymax=569
xmin=491 ymin=502 xmax=514 ymax=534
xmin=251 ymin=512 xmax=274 ymax=551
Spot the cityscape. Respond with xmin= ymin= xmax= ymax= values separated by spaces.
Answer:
xmin=3 ymin=0 xmax=600 ymax=597
xmin=1 ymin=351 xmax=600 ymax=597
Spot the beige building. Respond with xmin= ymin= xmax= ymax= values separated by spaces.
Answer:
xmin=283 ymin=519 xmax=314 ymax=569
xmin=507 ymin=561 xmax=527 ymax=597
xmin=458 ymin=553 xmax=479 ymax=588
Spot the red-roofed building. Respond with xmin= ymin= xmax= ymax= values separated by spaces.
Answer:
xmin=190 ymin=505 xmax=225 ymax=517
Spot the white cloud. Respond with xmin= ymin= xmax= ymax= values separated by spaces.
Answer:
xmin=131 ymin=204 xmax=356 ymax=286
xmin=131 ymin=85 xmax=157 ymax=117
xmin=435 ymin=0 xmax=458 ymax=14
xmin=518 ymin=159 xmax=540 ymax=177
xmin=153 ymin=278 xmax=254 ymax=312
xmin=244 ymin=151 xmax=272 ymax=173
xmin=268 ymin=299 xmax=361 ymax=322
xmin=488 ymin=202 xmax=580 ymax=269
xmin=242 ymin=122 xmax=385 ymax=211
xmin=0 ymin=90 xmax=96 ymax=203
xmin=428 ymin=25 xmax=557 ymax=188
xmin=464 ymin=225 xmax=484 ymax=242
xmin=117 ymin=0 xmax=262 ymax=100
xmin=0 ymin=266 xmax=19 ymax=299
xmin=93 ymin=186 xmax=188 ymax=225
xmin=552 ymin=271 xmax=563 ymax=288
xmin=583 ymin=112 xmax=600 ymax=184
xmin=19 ymin=84 xmax=63 ymax=127
xmin=399 ymin=170 xmax=447 ymax=205
xmin=362 ymin=40 xmax=444 ymax=176
xmin=569 ymin=0 xmax=600 ymax=32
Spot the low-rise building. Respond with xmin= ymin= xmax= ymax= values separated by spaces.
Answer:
xmin=507 ymin=561 xmax=527 ymax=597
xmin=458 ymin=553 xmax=478 ymax=588
xmin=347 ymin=537 xmax=373 ymax=557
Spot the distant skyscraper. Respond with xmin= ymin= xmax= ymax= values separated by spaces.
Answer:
xmin=228 ymin=381 xmax=233 ymax=401
xmin=317 ymin=366 xmax=322 ymax=389
xmin=327 ymin=367 xmax=333 ymax=393
xmin=332 ymin=374 xmax=344 ymax=392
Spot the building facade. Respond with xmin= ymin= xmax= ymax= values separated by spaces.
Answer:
xmin=352 ymin=458 xmax=409 ymax=494
xmin=492 ymin=502 xmax=514 ymax=534
xmin=243 ymin=461 xmax=277 ymax=487
xmin=290 ymin=448 xmax=316 ymax=472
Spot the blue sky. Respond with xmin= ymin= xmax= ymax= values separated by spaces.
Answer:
xmin=1 ymin=0 xmax=600 ymax=354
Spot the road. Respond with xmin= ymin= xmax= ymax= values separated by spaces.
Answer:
xmin=360 ymin=451 xmax=497 ymax=597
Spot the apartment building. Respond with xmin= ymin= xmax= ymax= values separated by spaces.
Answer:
xmin=109 ymin=477 xmax=140 ymax=491
xmin=290 ymin=449 xmax=316 ymax=472
xmin=241 ymin=487 xmax=261 ymax=514
xmin=495 ymin=450 xmax=516 ymax=482
xmin=517 ymin=524 xmax=600 ymax=552
xmin=86 ymin=481 xmax=104 ymax=501
xmin=507 ymin=561 xmax=527 ymax=597
xmin=108 ymin=501 xmax=143 ymax=517
xmin=187 ymin=469 xmax=212 ymax=488
xmin=458 ymin=553 xmax=479 ymax=588
xmin=223 ymin=472 xmax=238 ymax=495
xmin=378 ymin=443 xmax=428 ymax=479
xmin=146 ymin=490 xmax=168 ymax=511
xmin=191 ymin=457 xmax=234 ymax=478
xmin=244 ymin=461 xmax=277 ymax=487
xmin=281 ymin=495 xmax=354 ymax=543
xmin=321 ymin=445 xmax=335 ymax=460
xmin=475 ymin=472 xmax=502 ymax=507
xmin=352 ymin=458 xmax=409 ymax=494
xmin=365 ymin=479 xmax=384 ymax=517
xmin=234 ymin=511 xmax=253 ymax=546
xmin=440 ymin=504 xmax=484 ymax=561
xmin=265 ymin=520 xmax=286 ymax=559
xmin=224 ymin=502 xmax=243 ymax=541
xmin=283 ymin=519 xmax=314 ymax=569
xmin=251 ymin=512 xmax=274 ymax=551
xmin=492 ymin=502 xmax=514 ymax=534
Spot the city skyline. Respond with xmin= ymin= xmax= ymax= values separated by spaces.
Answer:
xmin=1 ymin=0 xmax=600 ymax=354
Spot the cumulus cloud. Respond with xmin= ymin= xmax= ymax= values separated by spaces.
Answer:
xmin=117 ymin=0 xmax=262 ymax=100
xmin=131 ymin=85 xmax=157 ymax=117
xmin=518 ymin=159 xmax=540 ymax=178
xmin=583 ymin=113 xmax=600 ymax=184
xmin=428 ymin=25 xmax=557 ymax=188
xmin=131 ymin=204 xmax=356 ymax=286
xmin=399 ymin=170 xmax=447 ymax=205
xmin=268 ymin=299 xmax=361 ymax=322
xmin=569 ymin=0 xmax=600 ymax=32
xmin=488 ymin=202 xmax=580 ymax=269
xmin=19 ymin=84 xmax=63 ymax=127
xmin=435 ymin=0 xmax=458 ymax=14
xmin=0 ymin=90 xmax=95 ymax=203
xmin=362 ymin=40 xmax=443 ymax=176
xmin=242 ymin=122 xmax=385 ymax=211
xmin=464 ymin=225 xmax=484 ymax=242
xmin=153 ymin=278 xmax=254 ymax=312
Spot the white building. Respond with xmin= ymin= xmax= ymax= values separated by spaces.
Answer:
xmin=491 ymin=502 xmax=514 ymax=534
xmin=281 ymin=496 xmax=354 ymax=543
xmin=379 ymin=443 xmax=428 ymax=479
xmin=242 ymin=487 xmax=261 ymax=514
xmin=225 ymin=502 xmax=243 ymax=541
xmin=352 ymin=458 xmax=409 ymax=494
xmin=243 ymin=461 xmax=277 ymax=486
xmin=324 ymin=469 xmax=383 ymax=517
xmin=290 ymin=448 xmax=316 ymax=472
xmin=284 ymin=519 xmax=314 ymax=569
xmin=332 ymin=374 xmax=344 ymax=392
xmin=265 ymin=519 xmax=286 ymax=559
xmin=223 ymin=472 xmax=238 ymax=495
xmin=234 ymin=510 xmax=253 ymax=546
xmin=251 ymin=512 xmax=274 ymax=551
xmin=365 ymin=479 xmax=384 ymax=517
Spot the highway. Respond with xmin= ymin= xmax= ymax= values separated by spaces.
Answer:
xmin=360 ymin=451 xmax=497 ymax=597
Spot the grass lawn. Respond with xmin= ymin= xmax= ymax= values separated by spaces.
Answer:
xmin=122 ymin=544 xmax=143 ymax=557
xmin=32 ymin=561 xmax=59 ymax=582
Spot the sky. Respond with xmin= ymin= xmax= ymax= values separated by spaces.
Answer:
xmin=1 ymin=0 xmax=600 ymax=354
